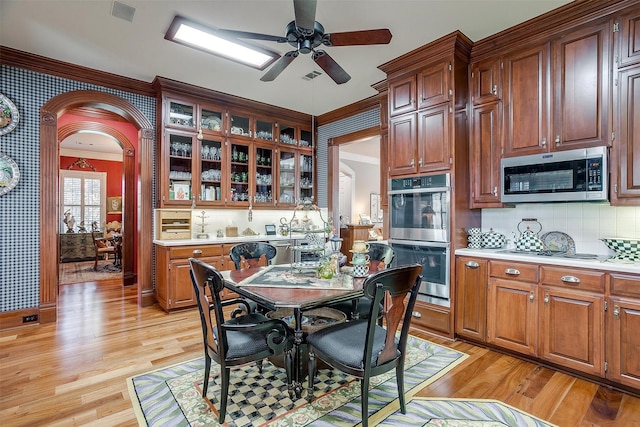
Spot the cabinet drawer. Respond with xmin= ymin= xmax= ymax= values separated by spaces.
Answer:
xmin=610 ymin=273 xmax=640 ymax=298
xmin=409 ymin=301 xmax=451 ymax=336
xmin=489 ymin=260 xmax=538 ymax=282
xmin=169 ymin=245 xmax=223 ymax=259
xmin=541 ymin=266 xmax=605 ymax=292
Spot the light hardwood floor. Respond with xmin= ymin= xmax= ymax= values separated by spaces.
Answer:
xmin=1 ymin=279 xmax=639 ymax=426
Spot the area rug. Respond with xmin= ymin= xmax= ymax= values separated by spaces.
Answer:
xmin=127 ymin=335 xmax=468 ymax=426
xmin=59 ymin=260 xmax=122 ymax=284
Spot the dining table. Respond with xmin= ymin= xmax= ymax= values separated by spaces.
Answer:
xmin=222 ymin=265 xmax=365 ymax=398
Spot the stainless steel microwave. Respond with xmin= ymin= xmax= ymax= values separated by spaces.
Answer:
xmin=500 ymin=146 xmax=608 ymax=203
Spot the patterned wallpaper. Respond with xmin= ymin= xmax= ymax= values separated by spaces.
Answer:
xmin=0 ymin=65 xmax=155 ymax=312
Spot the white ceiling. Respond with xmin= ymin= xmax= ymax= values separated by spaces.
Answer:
xmin=0 ymin=0 xmax=572 ymax=116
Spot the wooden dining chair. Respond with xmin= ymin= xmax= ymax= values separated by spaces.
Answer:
xmin=189 ymin=258 xmax=293 ymax=423
xmin=306 ymin=264 xmax=423 ymax=427
xmin=92 ymin=231 xmax=116 ymax=271
xmin=229 ymin=242 xmax=277 ymax=269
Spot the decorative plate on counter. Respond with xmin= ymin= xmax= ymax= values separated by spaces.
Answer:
xmin=540 ymin=231 xmax=576 ymax=254
xmin=0 ymin=94 xmax=19 ymax=136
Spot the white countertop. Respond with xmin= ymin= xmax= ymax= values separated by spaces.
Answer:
xmin=455 ymin=248 xmax=640 ymax=274
xmin=154 ymin=234 xmax=291 ymax=246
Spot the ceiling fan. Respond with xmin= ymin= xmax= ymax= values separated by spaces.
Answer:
xmin=217 ymin=0 xmax=392 ymax=84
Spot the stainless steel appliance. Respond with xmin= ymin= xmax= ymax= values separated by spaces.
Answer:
xmin=389 ymin=173 xmax=451 ymax=307
xmin=501 ymin=146 xmax=608 ymax=203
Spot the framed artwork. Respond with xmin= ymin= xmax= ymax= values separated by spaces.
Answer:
xmin=370 ymin=193 xmax=382 ymax=223
xmin=107 ymin=196 xmax=122 ymax=214
xmin=0 ymin=152 xmax=20 ymax=196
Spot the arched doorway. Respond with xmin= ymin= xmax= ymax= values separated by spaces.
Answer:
xmin=58 ymin=121 xmax=136 ymax=284
xmin=40 ymin=90 xmax=154 ymax=323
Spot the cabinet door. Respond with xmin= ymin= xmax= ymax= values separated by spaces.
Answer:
xmin=471 ymin=102 xmax=502 ymax=207
xmin=163 ymin=130 xmax=196 ymax=206
xmin=277 ymin=148 xmax=297 ymax=207
xmin=502 ymin=43 xmax=550 ymax=157
xmin=611 ymin=67 xmax=640 ymax=203
xmin=199 ymin=103 xmax=225 ymax=137
xmin=471 ymin=58 xmax=500 ymax=105
xmin=539 ymin=287 xmax=605 ymax=376
xmin=299 ymin=152 xmax=314 ymax=203
xmin=608 ymin=297 xmax=640 ymax=389
xmin=255 ymin=117 xmax=275 ymax=143
xmin=617 ymin=8 xmax=640 ymax=68
xmin=228 ymin=141 xmax=251 ymax=205
xmin=487 ymin=278 xmax=537 ymax=356
xmin=166 ymin=98 xmax=196 ymax=131
xmin=455 ymin=258 xmax=487 ymax=341
xmin=229 ymin=111 xmax=252 ymax=140
xmin=389 ymin=113 xmax=417 ymax=176
xmin=198 ymin=137 xmax=225 ymax=205
xmin=417 ymin=104 xmax=450 ymax=173
xmin=551 ymin=20 xmax=611 ymax=150
xmin=169 ymin=258 xmax=198 ymax=309
xmin=389 ymin=75 xmax=416 ymax=117
xmin=254 ymin=144 xmax=275 ymax=206
xmin=417 ymin=61 xmax=451 ymax=109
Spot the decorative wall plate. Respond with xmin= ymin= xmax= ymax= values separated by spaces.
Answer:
xmin=0 ymin=152 xmax=20 ymax=196
xmin=0 ymin=94 xmax=19 ymax=136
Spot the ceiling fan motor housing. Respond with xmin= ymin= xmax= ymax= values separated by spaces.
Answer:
xmin=285 ymin=20 xmax=324 ymax=54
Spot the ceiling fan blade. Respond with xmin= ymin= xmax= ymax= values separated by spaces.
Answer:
xmin=324 ymin=29 xmax=392 ymax=46
xmin=216 ymin=29 xmax=286 ymax=43
xmin=312 ymin=50 xmax=351 ymax=84
xmin=293 ymin=0 xmax=317 ymax=32
xmin=260 ymin=51 xmax=299 ymax=81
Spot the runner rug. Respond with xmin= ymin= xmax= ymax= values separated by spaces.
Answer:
xmin=127 ymin=336 xmax=552 ymax=426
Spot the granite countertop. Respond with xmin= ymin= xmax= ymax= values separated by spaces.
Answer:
xmin=154 ymin=234 xmax=291 ymax=246
xmin=455 ymin=248 xmax=640 ymax=275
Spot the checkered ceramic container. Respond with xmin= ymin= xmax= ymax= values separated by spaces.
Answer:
xmin=601 ymin=238 xmax=640 ymax=261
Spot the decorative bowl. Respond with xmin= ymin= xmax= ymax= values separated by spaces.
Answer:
xmin=600 ymin=238 xmax=640 ymax=261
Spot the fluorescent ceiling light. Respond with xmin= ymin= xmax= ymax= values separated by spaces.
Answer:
xmin=165 ymin=16 xmax=279 ymax=70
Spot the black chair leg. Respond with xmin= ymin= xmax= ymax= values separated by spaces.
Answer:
xmin=284 ymin=349 xmax=293 ymax=397
xmin=396 ymin=362 xmax=406 ymax=413
xmin=218 ymin=367 xmax=230 ymax=423
xmin=307 ymin=351 xmax=317 ymax=402
xmin=361 ymin=377 xmax=370 ymax=427
xmin=257 ymin=359 xmax=263 ymax=373
xmin=202 ymin=355 xmax=212 ymax=397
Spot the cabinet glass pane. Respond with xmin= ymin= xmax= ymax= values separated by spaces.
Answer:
xmin=279 ymin=123 xmax=297 ymax=145
xmin=168 ymin=101 xmax=194 ymax=128
xmin=299 ymin=153 xmax=313 ymax=202
xmin=300 ymin=129 xmax=312 ymax=148
xmin=200 ymin=108 xmax=223 ymax=132
xmin=255 ymin=147 xmax=273 ymax=204
xmin=168 ymin=134 xmax=193 ymax=201
xmin=200 ymin=138 xmax=223 ymax=202
xmin=230 ymin=114 xmax=251 ymax=137
xmin=230 ymin=143 xmax=250 ymax=202
xmin=256 ymin=119 xmax=274 ymax=141
xmin=279 ymin=151 xmax=296 ymax=204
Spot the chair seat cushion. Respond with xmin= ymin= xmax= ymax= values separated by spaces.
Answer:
xmin=329 ymin=297 xmax=383 ymax=319
xmin=306 ymin=320 xmax=399 ymax=369
xmin=215 ymin=314 xmax=280 ymax=360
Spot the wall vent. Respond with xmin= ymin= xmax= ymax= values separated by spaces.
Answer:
xmin=302 ymin=71 xmax=322 ymax=81
xmin=111 ymin=1 xmax=136 ymax=22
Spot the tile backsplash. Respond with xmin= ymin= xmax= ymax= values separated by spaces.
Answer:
xmin=481 ymin=203 xmax=640 ymax=256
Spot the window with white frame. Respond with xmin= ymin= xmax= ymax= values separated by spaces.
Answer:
xmin=60 ymin=170 xmax=107 ymax=233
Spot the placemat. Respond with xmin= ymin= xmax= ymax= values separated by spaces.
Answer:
xmin=238 ymin=265 xmax=353 ymax=289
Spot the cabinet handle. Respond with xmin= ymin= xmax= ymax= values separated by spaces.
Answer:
xmin=555 ymin=135 xmax=561 ymax=144
xmin=492 ymin=85 xmax=497 ymax=95
xmin=465 ymin=261 xmax=480 ymax=269
xmin=193 ymin=249 xmax=202 ymax=255
xmin=544 ymin=294 xmax=549 ymax=304
xmin=529 ymin=291 xmax=535 ymax=302
xmin=505 ymin=268 xmax=520 ymax=276
xmin=493 ymin=186 xmax=498 ymax=196
xmin=448 ymin=89 xmax=453 ymax=96
xmin=613 ymin=305 xmax=620 ymax=318
xmin=412 ymin=311 xmax=422 ymax=318
xmin=540 ymin=138 xmax=547 ymax=147
xmin=410 ymin=159 xmax=415 ymax=167
xmin=418 ymin=158 xmax=423 ymax=166
xmin=560 ymin=275 xmax=580 ymax=284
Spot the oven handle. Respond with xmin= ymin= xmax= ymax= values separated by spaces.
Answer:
xmin=389 ymin=187 xmax=450 ymax=195
xmin=389 ymin=239 xmax=450 ymax=248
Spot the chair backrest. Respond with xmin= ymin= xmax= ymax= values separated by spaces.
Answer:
xmin=367 ymin=243 xmax=395 ymax=270
xmin=229 ymin=242 xmax=277 ymax=269
xmin=92 ymin=231 xmax=109 ymax=250
xmin=189 ymin=258 xmax=226 ymax=359
xmin=362 ymin=263 xmax=422 ymax=367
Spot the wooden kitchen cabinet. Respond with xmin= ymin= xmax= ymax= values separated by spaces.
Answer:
xmin=417 ymin=60 xmax=451 ymax=110
xmin=487 ymin=260 xmax=539 ymax=356
xmin=617 ymin=7 xmax=640 ymax=68
xmin=389 ymin=113 xmax=417 ymax=176
xmin=470 ymin=102 xmax=502 ymax=207
xmin=417 ymin=103 xmax=451 ymax=172
xmin=551 ymin=19 xmax=611 ymax=150
xmin=471 ymin=57 xmax=500 ymax=105
xmin=502 ymin=43 xmax=550 ymax=157
xmin=608 ymin=273 xmax=640 ymax=390
xmin=155 ymin=244 xmax=235 ymax=311
xmin=388 ymin=74 xmax=416 ymax=117
xmin=455 ymin=257 xmax=487 ymax=341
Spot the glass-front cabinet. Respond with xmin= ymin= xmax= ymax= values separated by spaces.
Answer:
xmin=278 ymin=149 xmax=297 ymax=207
xmin=255 ymin=118 xmax=275 ymax=143
xmin=167 ymin=99 xmax=196 ymax=131
xmin=229 ymin=111 xmax=251 ymax=139
xmin=165 ymin=131 xmax=195 ymax=205
xmin=300 ymin=128 xmax=313 ymax=149
xmin=278 ymin=122 xmax=298 ymax=146
xmin=299 ymin=152 xmax=314 ymax=203
xmin=198 ymin=137 xmax=224 ymax=204
xmin=254 ymin=144 xmax=274 ymax=206
xmin=199 ymin=104 xmax=224 ymax=134
xmin=228 ymin=142 xmax=250 ymax=205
